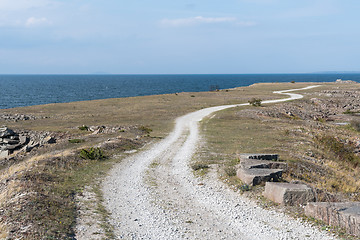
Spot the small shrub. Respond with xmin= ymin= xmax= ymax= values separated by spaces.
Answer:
xmin=224 ymin=166 xmax=236 ymax=176
xmin=139 ymin=126 xmax=152 ymax=135
xmin=290 ymin=81 xmax=295 ymax=83
xmin=317 ymin=117 xmax=326 ymax=123
xmin=248 ymin=98 xmax=262 ymax=107
xmin=68 ymin=139 xmax=85 ymax=144
xmin=191 ymin=164 xmax=209 ymax=171
xmin=79 ymin=147 xmax=106 ymax=160
xmin=78 ymin=125 xmax=88 ymax=131
xmin=190 ymin=95 xmax=195 ymax=97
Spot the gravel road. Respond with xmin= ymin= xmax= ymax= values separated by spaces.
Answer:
xmin=103 ymin=86 xmax=338 ymax=239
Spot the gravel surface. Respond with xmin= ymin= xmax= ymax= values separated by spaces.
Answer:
xmin=102 ymin=86 xmax=338 ymax=239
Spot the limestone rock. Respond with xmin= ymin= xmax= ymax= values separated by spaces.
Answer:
xmin=0 ymin=150 xmax=9 ymax=159
xmin=263 ymin=182 xmax=315 ymax=206
xmin=0 ymin=127 xmax=15 ymax=138
xmin=43 ymin=136 xmax=56 ymax=144
xmin=237 ymin=153 xmax=286 ymax=186
xmin=19 ymin=135 xmax=29 ymax=145
xmin=237 ymin=168 xmax=283 ymax=186
xmin=305 ymin=202 xmax=360 ymax=237
xmin=240 ymin=154 xmax=279 ymax=161
xmin=240 ymin=159 xmax=287 ymax=171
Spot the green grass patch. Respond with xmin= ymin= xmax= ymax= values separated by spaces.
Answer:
xmin=68 ymin=139 xmax=85 ymax=144
xmin=78 ymin=125 xmax=89 ymax=131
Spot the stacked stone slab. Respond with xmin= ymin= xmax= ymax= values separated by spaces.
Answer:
xmin=305 ymin=202 xmax=360 ymax=237
xmin=263 ymin=182 xmax=315 ymax=206
xmin=236 ymin=154 xmax=286 ymax=186
xmin=0 ymin=127 xmax=29 ymax=158
xmin=0 ymin=127 xmax=56 ymax=159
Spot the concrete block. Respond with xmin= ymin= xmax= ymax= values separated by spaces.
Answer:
xmin=263 ymin=182 xmax=315 ymax=206
xmin=237 ymin=168 xmax=283 ymax=186
xmin=305 ymin=202 xmax=360 ymax=237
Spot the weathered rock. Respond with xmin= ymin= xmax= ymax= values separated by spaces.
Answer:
xmin=240 ymin=154 xmax=279 ymax=161
xmin=43 ymin=136 xmax=56 ymax=144
xmin=240 ymin=159 xmax=287 ymax=171
xmin=2 ymin=138 xmax=20 ymax=145
xmin=0 ymin=127 xmax=15 ymax=138
xmin=0 ymin=150 xmax=9 ymax=159
xmin=263 ymin=182 xmax=315 ymax=206
xmin=305 ymin=202 xmax=360 ymax=237
xmin=19 ymin=135 xmax=29 ymax=145
xmin=237 ymin=168 xmax=283 ymax=186
xmin=4 ymin=143 xmax=22 ymax=150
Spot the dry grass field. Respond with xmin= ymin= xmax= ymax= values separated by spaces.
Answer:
xmin=1 ymin=81 xmax=359 ymax=239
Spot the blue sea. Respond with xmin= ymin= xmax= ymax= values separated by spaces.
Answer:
xmin=1 ymin=74 xmax=359 ymax=109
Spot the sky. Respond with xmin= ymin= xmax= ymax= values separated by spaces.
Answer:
xmin=0 ymin=0 xmax=359 ymax=74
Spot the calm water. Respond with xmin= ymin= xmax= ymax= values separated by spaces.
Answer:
xmin=0 ymin=74 xmax=359 ymax=109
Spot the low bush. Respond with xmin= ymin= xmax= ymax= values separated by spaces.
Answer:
xmin=79 ymin=147 xmax=106 ymax=160
xmin=224 ymin=166 xmax=236 ymax=176
xmin=78 ymin=125 xmax=88 ymax=131
xmin=139 ymin=126 xmax=152 ymax=135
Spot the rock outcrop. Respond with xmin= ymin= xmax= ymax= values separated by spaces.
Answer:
xmin=0 ymin=127 xmax=56 ymax=159
xmin=0 ymin=113 xmax=46 ymax=122
xmin=263 ymin=182 xmax=315 ymax=206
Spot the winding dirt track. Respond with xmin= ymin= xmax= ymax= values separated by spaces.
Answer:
xmin=103 ymin=86 xmax=338 ymax=239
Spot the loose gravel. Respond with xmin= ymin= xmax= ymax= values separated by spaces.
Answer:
xmin=102 ymin=86 xmax=338 ymax=240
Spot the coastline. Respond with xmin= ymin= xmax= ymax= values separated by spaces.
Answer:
xmin=1 ymin=81 xmax=360 ymax=239
xmin=1 ymin=73 xmax=359 ymax=109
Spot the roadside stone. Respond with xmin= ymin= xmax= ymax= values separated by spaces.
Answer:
xmin=237 ymin=168 xmax=283 ymax=186
xmin=305 ymin=202 xmax=360 ymax=237
xmin=240 ymin=159 xmax=287 ymax=171
xmin=237 ymin=153 xmax=286 ymax=185
xmin=263 ymin=182 xmax=315 ymax=206
xmin=240 ymin=154 xmax=279 ymax=161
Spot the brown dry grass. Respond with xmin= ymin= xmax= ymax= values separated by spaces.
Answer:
xmin=0 ymin=136 xmax=145 ymax=239
xmin=199 ymin=82 xmax=360 ymax=202
xmin=0 ymin=82 xmax=327 ymax=136
xmin=0 ymin=81 xmax=354 ymax=238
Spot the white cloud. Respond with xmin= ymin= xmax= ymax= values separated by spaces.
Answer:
xmin=160 ymin=16 xmax=237 ymax=27
xmin=26 ymin=17 xmax=51 ymax=26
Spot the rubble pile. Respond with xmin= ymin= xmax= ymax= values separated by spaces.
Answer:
xmin=0 ymin=126 xmax=56 ymax=159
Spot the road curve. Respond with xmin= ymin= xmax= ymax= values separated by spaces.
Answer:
xmin=103 ymin=85 xmax=337 ymax=240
